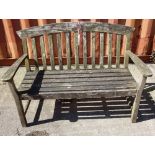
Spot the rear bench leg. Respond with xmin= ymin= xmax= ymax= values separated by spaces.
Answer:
xmin=8 ymin=80 xmax=27 ymax=127
xmin=131 ymin=76 xmax=147 ymax=123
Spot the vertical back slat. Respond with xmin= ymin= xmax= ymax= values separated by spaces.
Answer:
xmin=124 ymin=33 xmax=131 ymax=68
xmin=74 ymin=32 xmax=79 ymax=69
xmin=32 ymin=38 xmax=39 ymax=70
xmin=83 ymin=32 xmax=87 ymax=69
xmin=57 ymin=33 xmax=63 ymax=70
xmin=108 ymin=33 xmax=112 ymax=68
xmin=116 ymin=34 xmax=121 ymax=68
xmin=100 ymin=33 xmax=104 ymax=68
xmin=66 ymin=32 xmax=71 ymax=70
xmin=22 ymin=38 xmax=30 ymax=71
xmin=40 ymin=36 xmax=47 ymax=70
xmin=48 ymin=34 xmax=55 ymax=70
xmin=91 ymin=32 xmax=96 ymax=69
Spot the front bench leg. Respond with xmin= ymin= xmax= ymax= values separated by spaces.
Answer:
xmin=8 ymin=80 xmax=27 ymax=127
xmin=131 ymin=76 xmax=147 ymax=123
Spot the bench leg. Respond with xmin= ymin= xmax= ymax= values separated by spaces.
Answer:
xmin=8 ymin=80 xmax=27 ymax=127
xmin=131 ymin=76 xmax=147 ymax=123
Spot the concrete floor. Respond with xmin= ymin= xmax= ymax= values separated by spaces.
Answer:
xmin=0 ymin=64 xmax=155 ymax=136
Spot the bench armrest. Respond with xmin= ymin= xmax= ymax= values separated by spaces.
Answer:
xmin=1 ymin=53 xmax=28 ymax=82
xmin=126 ymin=50 xmax=152 ymax=77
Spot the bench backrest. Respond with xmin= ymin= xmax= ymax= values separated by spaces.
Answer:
xmin=17 ymin=22 xmax=135 ymax=71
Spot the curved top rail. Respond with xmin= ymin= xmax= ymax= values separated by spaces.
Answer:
xmin=17 ymin=22 xmax=135 ymax=38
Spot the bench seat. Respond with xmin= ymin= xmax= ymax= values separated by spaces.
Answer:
xmin=2 ymin=22 xmax=153 ymax=126
xmin=18 ymin=68 xmax=138 ymax=100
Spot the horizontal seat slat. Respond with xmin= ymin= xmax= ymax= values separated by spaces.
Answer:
xmin=18 ymin=68 xmax=137 ymax=100
xmin=35 ymin=84 xmax=136 ymax=92
xmin=19 ymin=80 xmax=137 ymax=89
xmin=20 ymin=89 xmax=137 ymax=100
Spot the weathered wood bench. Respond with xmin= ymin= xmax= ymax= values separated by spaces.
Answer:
xmin=1 ymin=22 xmax=152 ymax=127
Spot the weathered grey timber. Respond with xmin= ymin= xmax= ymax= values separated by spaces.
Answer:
xmin=22 ymin=39 xmax=30 ymax=71
xmin=48 ymin=35 xmax=55 ymax=70
xmin=131 ymin=76 xmax=147 ymax=123
xmin=40 ymin=36 xmax=47 ymax=70
xmin=74 ymin=32 xmax=79 ymax=69
xmin=66 ymin=33 xmax=71 ymax=69
xmin=1 ymin=22 xmax=152 ymax=127
xmin=1 ymin=53 xmax=28 ymax=82
xmin=124 ymin=33 xmax=131 ymax=68
xmin=116 ymin=35 xmax=121 ymax=68
xmin=32 ymin=38 xmax=39 ymax=70
xmin=100 ymin=33 xmax=104 ymax=68
xmin=57 ymin=33 xmax=63 ymax=70
xmin=8 ymin=80 xmax=27 ymax=127
xmin=17 ymin=22 xmax=135 ymax=38
xmin=127 ymin=50 xmax=152 ymax=77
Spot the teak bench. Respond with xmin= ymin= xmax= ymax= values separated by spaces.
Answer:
xmin=1 ymin=22 xmax=152 ymax=127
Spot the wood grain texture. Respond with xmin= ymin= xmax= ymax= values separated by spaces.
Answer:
xmin=83 ymin=32 xmax=87 ymax=69
xmin=127 ymin=50 xmax=152 ymax=77
xmin=116 ymin=35 xmax=121 ymax=68
xmin=20 ymin=19 xmax=33 ymax=59
xmin=1 ymin=20 xmax=152 ymax=125
xmin=18 ymin=69 xmax=137 ymax=100
xmin=74 ymin=32 xmax=79 ymax=69
xmin=66 ymin=32 xmax=71 ymax=69
xmin=20 ymin=90 xmax=137 ymax=100
xmin=56 ymin=19 xmax=66 ymax=57
xmin=57 ymin=33 xmax=63 ymax=70
xmin=32 ymin=38 xmax=39 ymax=70
xmin=2 ymin=19 xmax=19 ymax=58
xmin=17 ymin=22 xmax=135 ymax=38
xmin=100 ymin=33 xmax=104 ymax=68
xmin=40 ymin=36 xmax=47 ymax=70
xmin=22 ymin=39 xmax=30 ymax=71
xmin=48 ymin=35 xmax=55 ymax=70
xmin=108 ymin=19 xmax=118 ymax=56
xmin=8 ymin=80 xmax=27 ymax=127
xmin=1 ymin=53 xmax=28 ymax=82
xmin=136 ymin=19 xmax=153 ymax=55
xmin=121 ymin=19 xmax=135 ymax=56
xmin=131 ymin=76 xmax=147 ymax=122
xmin=124 ymin=33 xmax=131 ymax=68
xmin=37 ymin=19 xmax=49 ymax=58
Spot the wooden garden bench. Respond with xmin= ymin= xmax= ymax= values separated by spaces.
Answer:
xmin=1 ymin=22 xmax=152 ymax=127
